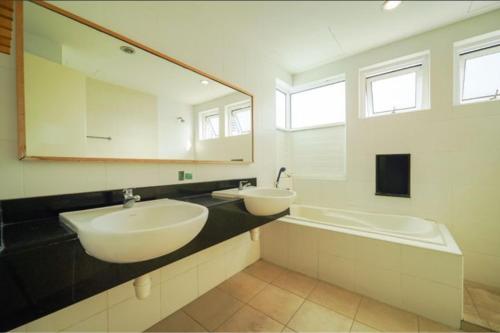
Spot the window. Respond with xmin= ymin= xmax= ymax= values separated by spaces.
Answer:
xmin=455 ymin=32 xmax=500 ymax=105
xmin=360 ymin=51 xmax=430 ymax=118
xmin=275 ymin=89 xmax=287 ymax=129
xmin=199 ymin=109 xmax=219 ymax=140
xmin=290 ymin=80 xmax=345 ymax=129
xmin=226 ymin=101 xmax=251 ymax=136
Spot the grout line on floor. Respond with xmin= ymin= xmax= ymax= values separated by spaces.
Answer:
xmin=349 ymin=295 xmax=364 ymax=332
xmin=181 ymin=309 xmax=213 ymax=333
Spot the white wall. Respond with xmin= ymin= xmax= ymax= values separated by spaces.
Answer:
xmin=0 ymin=2 xmax=291 ymax=200
xmin=288 ymin=9 xmax=500 ymax=288
xmin=276 ymin=126 xmax=346 ymax=179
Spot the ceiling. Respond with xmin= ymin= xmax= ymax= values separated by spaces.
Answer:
xmin=52 ymin=1 xmax=500 ymax=74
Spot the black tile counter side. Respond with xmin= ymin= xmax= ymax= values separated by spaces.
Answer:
xmin=0 ymin=178 xmax=288 ymax=332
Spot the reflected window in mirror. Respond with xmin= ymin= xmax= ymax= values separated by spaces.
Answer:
xmin=226 ymin=101 xmax=251 ymax=137
xmin=199 ymin=109 xmax=220 ymax=140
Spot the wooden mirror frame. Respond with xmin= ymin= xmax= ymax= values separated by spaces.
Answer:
xmin=15 ymin=0 xmax=254 ymax=164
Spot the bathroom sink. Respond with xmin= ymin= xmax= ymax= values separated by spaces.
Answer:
xmin=213 ymin=187 xmax=296 ymax=216
xmin=60 ymin=199 xmax=208 ymax=263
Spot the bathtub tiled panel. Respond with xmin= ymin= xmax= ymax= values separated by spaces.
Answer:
xmin=261 ymin=221 xmax=463 ymax=328
xmin=11 ymin=233 xmax=259 ymax=333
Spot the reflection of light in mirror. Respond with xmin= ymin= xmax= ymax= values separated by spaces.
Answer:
xmin=201 ymin=79 xmax=209 ymax=85
xmin=186 ymin=140 xmax=192 ymax=152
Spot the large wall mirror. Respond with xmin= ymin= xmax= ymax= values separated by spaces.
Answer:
xmin=16 ymin=1 xmax=254 ymax=163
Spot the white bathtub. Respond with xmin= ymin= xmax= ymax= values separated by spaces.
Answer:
xmin=281 ymin=204 xmax=461 ymax=254
xmin=262 ymin=204 xmax=463 ymax=328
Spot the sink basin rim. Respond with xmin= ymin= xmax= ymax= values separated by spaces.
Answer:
xmin=89 ymin=202 xmax=208 ymax=235
xmin=240 ymin=187 xmax=297 ymax=199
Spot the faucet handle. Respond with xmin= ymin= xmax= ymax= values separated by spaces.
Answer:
xmin=123 ymin=188 xmax=133 ymax=197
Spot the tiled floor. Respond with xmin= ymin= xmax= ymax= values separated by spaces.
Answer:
xmin=147 ymin=260 xmax=462 ymax=332
xmin=463 ymin=281 xmax=500 ymax=331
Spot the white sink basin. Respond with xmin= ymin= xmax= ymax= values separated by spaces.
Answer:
xmin=213 ymin=187 xmax=296 ymax=216
xmin=60 ymin=199 xmax=208 ymax=263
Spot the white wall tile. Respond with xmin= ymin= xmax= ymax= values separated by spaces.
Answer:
xmin=23 ymin=161 xmax=107 ymax=197
xmin=161 ymin=267 xmax=198 ymax=318
xmin=318 ymin=229 xmax=356 ymax=260
xmin=61 ymin=311 xmax=107 ymax=333
xmin=261 ymin=222 xmax=289 ymax=267
xmin=0 ymin=140 xmax=24 ymax=199
xmin=287 ymin=224 xmax=318 ymax=278
xmin=401 ymin=274 xmax=462 ymax=328
xmin=355 ymin=263 xmax=402 ymax=307
xmin=160 ymin=253 xmax=199 ymax=282
xmin=401 ymin=245 xmax=462 ymax=288
xmin=197 ymin=251 xmax=227 ymax=295
xmin=108 ymin=285 xmax=161 ymax=332
xmin=107 ymin=270 xmax=160 ymax=307
xmin=355 ymin=236 xmax=401 ymax=271
xmin=318 ymin=252 xmax=356 ymax=290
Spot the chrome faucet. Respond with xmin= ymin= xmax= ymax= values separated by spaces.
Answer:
xmin=123 ymin=188 xmax=141 ymax=208
xmin=238 ymin=180 xmax=252 ymax=191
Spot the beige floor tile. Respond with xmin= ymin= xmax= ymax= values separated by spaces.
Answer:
xmin=216 ymin=305 xmax=284 ymax=332
xmin=355 ymin=298 xmax=418 ymax=332
xmin=467 ymin=286 xmax=500 ymax=310
xmin=475 ymin=306 xmax=500 ymax=331
xmin=282 ymin=326 xmax=296 ymax=332
xmin=288 ymin=301 xmax=353 ymax=332
xmin=146 ymin=310 xmax=206 ymax=332
xmin=249 ymin=285 xmax=304 ymax=324
xmin=218 ymin=272 xmax=268 ymax=302
xmin=308 ymin=282 xmax=362 ymax=318
xmin=272 ymin=270 xmax=318 ymax=298
xmin=245 ymin=260 xmax=287 ymax=283
xmin=463 ymin=304 xmax=489 ymax=328
xmin=350 ymin=321 xmax=379 ymax=332
xmin=418 ymin=317 xmax=458 ymax=332
xmin=183 ymin=288 xmax=243 ymax=331
xmin=467 ymin=286 xmax=500 ymax=330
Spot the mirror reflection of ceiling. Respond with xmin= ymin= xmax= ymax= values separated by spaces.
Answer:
xmin=24 ymin=2 xmax=236 ymax=106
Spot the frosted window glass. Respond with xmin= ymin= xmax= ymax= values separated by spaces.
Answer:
xmin=371 ymin=72 xmax=417 ymax=113
xmin=275 ymin=90 xmax=286 ymax=128
xmin=462 ymin=51 xmax=500 ymax=101
xmin=290 ymin=81 xmax=345 ymax=129
xmin=203 ymin=114 xmax=219 ymax=139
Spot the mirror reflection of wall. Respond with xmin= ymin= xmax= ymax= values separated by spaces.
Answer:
xmin=22 ymin=1 xmax=253 ymax=162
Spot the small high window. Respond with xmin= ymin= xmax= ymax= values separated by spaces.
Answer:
xmin=226 ymin=101 xmax=251 ymax=136
xmin=199 ymin=109 xmax=219 ymax=140
xmin=360 ymin=51 xmax=430 ymax=118
xmin=455 ymin=32 xmax=500 ymax=105
xmin=290 ymin=81 xmax=346 ymax=129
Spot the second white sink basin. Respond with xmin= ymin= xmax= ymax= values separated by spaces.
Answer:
xmin=213 ymin=187 xmax=296 ymax=216
xmin=60 ymin=199 xmax=208 ymax=263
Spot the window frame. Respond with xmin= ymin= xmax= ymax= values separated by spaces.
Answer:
xmin=276 ymin=75 xmax=346 ymax=132
xmin=198 ymin=108 xmax=220 ymax=141
xmin=225 ymin=100 xmax=252 ymax=137
xmin=359 ymin=51 xmax=430 ymax=118
xmin=275 ymin=88 xmax=288 ymax=130
xmin=454 ymin=31 xmax=500 ymax=106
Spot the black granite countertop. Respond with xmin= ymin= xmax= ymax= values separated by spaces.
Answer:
xmin=0 ymin=178 xmax=290 ymax=331
xmin=0 ymin=193 xmax=240 ymax=257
